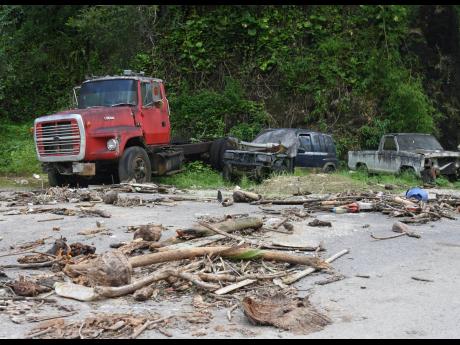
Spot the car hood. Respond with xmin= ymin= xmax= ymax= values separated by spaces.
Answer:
xmin=407 ymin=149 xmax=460 ymax=158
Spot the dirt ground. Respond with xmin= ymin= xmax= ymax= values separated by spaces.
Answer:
xmin=0 ymin=185 xmax=459 ymax=339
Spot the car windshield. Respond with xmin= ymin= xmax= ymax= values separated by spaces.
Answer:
xmin=253 ymin=129 xmax=294 ymax=145
xmin=77 ymin=79 xmax=137 ymax=109
xmin=252 ymin=129 xmax=299 ymax=157
xmin=397 ymin=134 xmax=444 ymax=151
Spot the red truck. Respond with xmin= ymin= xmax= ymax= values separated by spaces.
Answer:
xmin=33 ymin=70 xmax=230 ymax=186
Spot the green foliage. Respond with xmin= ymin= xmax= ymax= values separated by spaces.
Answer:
xmin=0 ymin=5 xmax=457 ymax=177
xmin=170 ymin=78 xmax=268 ymax=141
xmin=0 ymin=122 xmax=40 ymax=175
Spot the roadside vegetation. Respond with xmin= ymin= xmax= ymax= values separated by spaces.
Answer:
xmin=0 ymin=121 xmax=40 ymax=175
xmin=0 ymin=6 xmax=459 ymax=190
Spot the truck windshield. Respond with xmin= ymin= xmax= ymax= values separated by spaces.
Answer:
xmin=397 ymin=134 xmax=444 ymax=151
xmin=77 ymin=79 xmax=137 ymax=109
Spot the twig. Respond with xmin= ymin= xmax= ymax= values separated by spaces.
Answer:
xmin=227 ymin=304 xmax=238 ymax=321
xmin=411 ymin=276 xmax=433 ymax=282
xmin=0 ymin=260 xmax=59 ymax=269
xmin=25 ymin=327 xmax=54 ymax=339
xmin=30 ymin=311 xmax=78 ymax=323
xmin=315 ymin=274 xmax=345 ymax=286
xmin=37 ymin=217 xmax=64 ymax=222
xmin=79 ymin=321 xmax=85 ymax=339
xmin=370 ymin=233 xmax=406 ymax=241
xmin=131 ymin=316 xmax=172 ymax=339
xmin=274 ymin=218 xmax=288 ymax=230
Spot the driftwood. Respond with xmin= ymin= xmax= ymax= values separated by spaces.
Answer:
xmin=253 ymin=199 xmax=309 ymax=205
xmin=233 ymin=190 xmax=261 ymax=203
xmin=176 ymin=217 xmax=263 ymax=238
xmin=128 ymin=246 xmax=328 ymax=269
xmin=64 ymin=246 xmax=327 ymax=287
xmin=55 ymin=266 xmax=215 ymax=301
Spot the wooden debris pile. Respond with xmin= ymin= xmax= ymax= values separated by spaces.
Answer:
xmin=251 ymin=191 xmax=458 ymax=224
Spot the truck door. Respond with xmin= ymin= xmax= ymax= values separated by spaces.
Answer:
xmin=140 ymin=81 xmax=170 ymax=145
xmin=378 ymin=136 xmax=399 ymax=172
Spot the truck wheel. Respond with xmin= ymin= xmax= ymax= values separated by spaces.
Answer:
xmin=210 ymin=138 xmax=234 ymax=171
xmin=356 ymin=163 xmax=368 ymax=173
xmin=48 ymin=169 xmax=68 ymax=187
xmin=118 ymin=146 xmax=152 ymax=183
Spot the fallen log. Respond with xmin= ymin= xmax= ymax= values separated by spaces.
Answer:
xmin=128 ymin=246 xmax=328 ymax=269
xmin=233 ymin=190 xmax=261 ymax=203
xmin=176 ymin=217 xmax=263 ymax=238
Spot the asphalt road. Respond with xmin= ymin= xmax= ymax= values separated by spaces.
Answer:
xmin=0 ymin=190 xmax=459 ymax=338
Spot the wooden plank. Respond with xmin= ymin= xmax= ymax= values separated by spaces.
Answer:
xmin=214 ymin=279 xmax=256 ymax=295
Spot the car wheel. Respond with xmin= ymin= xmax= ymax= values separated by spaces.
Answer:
xmin=118 ymin=146 xmax=152 ymax=183
xmin=323 ymin=163 xmax=336 ymax=173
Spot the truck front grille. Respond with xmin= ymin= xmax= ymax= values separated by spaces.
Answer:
xmin=34 ymin=114 xmax=85 ymax=162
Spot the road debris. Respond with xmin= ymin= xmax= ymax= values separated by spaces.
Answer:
xmin=133 ymin=224 xmax=163 ymax=241
xmin=242 ymin=294 xmax=331 ymax=334
xmin=26 ymin=313 xmax=170 ymax=339
xmin=411 ymin=276 xmax=434 ymax=282
xmin=6 ymin=276 xmax=52 ymax=296
xmin=308 ymin=219 xmax=332 ymax=227
xmin=370 ymin=221 xmax=421 ymax=240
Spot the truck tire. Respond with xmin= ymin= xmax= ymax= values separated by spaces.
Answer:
xmin=118 ymin=146 xmax=152 ymax=183
xmin=210 ymin=138 xmax=233 ymax=171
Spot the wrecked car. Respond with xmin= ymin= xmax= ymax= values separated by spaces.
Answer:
xmin=222 ymin=129 xmax=338 ymax=182
xmin=348 ymin=133 xmax=460 ymax=182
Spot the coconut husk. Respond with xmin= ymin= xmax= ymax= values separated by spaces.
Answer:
xmin=133 ymin=224 xmax=163 ymax=242
xmin=63 ymin=251 xmax=132 ymax=287
xmin=242 ymin=294 xmax=331 ymax=334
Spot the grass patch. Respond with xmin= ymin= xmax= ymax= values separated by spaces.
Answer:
xmin=154 ymin=161 xmax=257 ymax=190
xmin=0 ymin=122 xmax=41 ymax=175
xmin=153 ymin=161 xmax=231 ymax=190
xmin=338 ymin=168 xmax=460 ymax=190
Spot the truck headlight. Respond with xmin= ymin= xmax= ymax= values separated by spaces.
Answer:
xmin=107 ymin=138 xmax=118 ymax=151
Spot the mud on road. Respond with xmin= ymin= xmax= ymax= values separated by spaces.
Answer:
xmin=0 ymin=185 xmax=459 ymax=339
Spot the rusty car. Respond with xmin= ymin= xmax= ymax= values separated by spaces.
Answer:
xmin=348 ymin=133 xmax=460 ymax=182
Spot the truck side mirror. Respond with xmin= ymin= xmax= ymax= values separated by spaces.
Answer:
xmin=154 ymin=99 xmax=163 ymax=108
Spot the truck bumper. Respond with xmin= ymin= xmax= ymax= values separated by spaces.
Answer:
xmin=72 ymin=162 xmax=96 ymax=176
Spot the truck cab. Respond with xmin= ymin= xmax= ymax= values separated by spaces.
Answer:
xmin=33 ymin=70 xmax=223 ymax=186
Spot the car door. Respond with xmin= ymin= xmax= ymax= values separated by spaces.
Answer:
xmin=296 ymin=133 xmax=313 ymax=167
